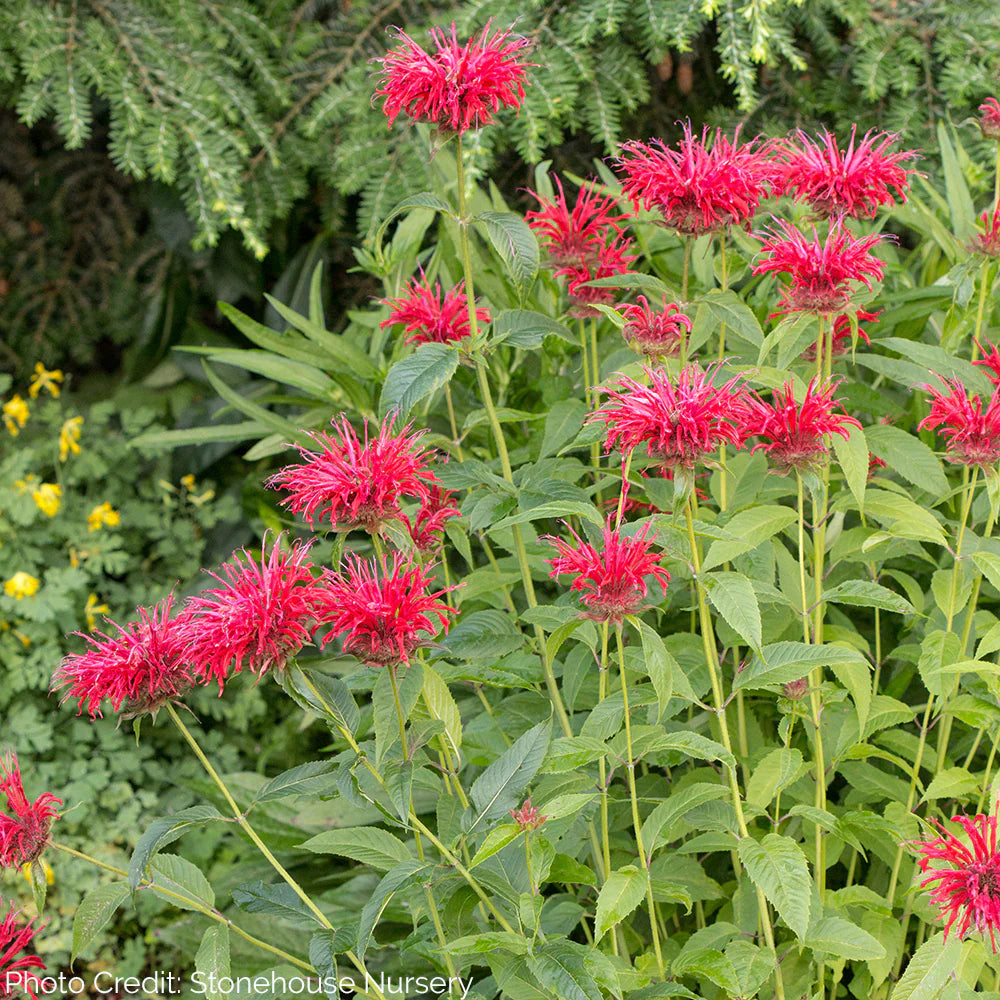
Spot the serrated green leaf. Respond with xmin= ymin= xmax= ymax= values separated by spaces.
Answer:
xmin=595 ymin=865 xmax=647 ymax=941
xmin=299 ymin=827 xmax=412 ymax=870
xmin=72 ymin=883 xmax=130 ymax=962
xmin=702 ymin=571 xmax=762 ymax=652
xmin=738 ymin=834 xmax=811 ymax=939
xmin=379 ymin=342 xmax=459 ymax=418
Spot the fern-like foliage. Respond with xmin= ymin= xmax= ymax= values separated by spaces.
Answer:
xmin=3 ymin=0 xmax=998 ymax=255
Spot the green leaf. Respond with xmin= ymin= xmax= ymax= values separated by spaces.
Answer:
xmin=469 ymin=720 xmax=552 ymax=831
xmin=832 ymin=424 xmax=869 ymax=514
xmin=180 ymin=347 xmax=335 ymax=397
xmin=232 ymin=881 xmax=323 ymax=928
xmin=373 ymin=662 xmax=423 ymax=766
xmin=805 ymin=917 xmax=886 ymax=960
xmin=541 ymin=398 xmax=588 ymax=458
xmin=641 ymin=784 xmax=730 ymax=853
xmin=375 ymin=192 xmax=453 ymax=250
xmin=282 ymin=666 xmax=360 ymax=734
xmin=420 ymin=663 xmax=463 ymax=759
xmin=972 ymin=551 xmax=1000 ymax=593
xmin=738 ymin=834 xmax=812 ymax=940
xmin=890 ymin=932 xmax=963 ymax=1000
xmin=309 ymin=933 xmax=339 ymax=1000
xmin=829 ymin=654 xmax=874 ymax=735
xmin=702 ymin=571 xmax=762 ymax=652
xmin=379 ymin=342 xmax=459 ymax=418
xmin=936 ymin=122 xmax=976 ymax=243
xmin=527 ymin=944 xmax=603 ymax=1000
xmin=636 ymin=618 xmax=673 ymax=721
xmin=194 ymin=926 xmax=231 ymax=1000
xmin=470 ymin=824 xmax=523 ymax=867
xmin=746 ymin=748 xmax=806 ymax=809
xmin=252 ymin=760 xmax=339 ymax=804
xmin=594 ymin=865 xmax=647 ymax=941
xmin=921 ymin=766 xmax=979 ymax=802
xmin=441 ymin=610 xmax=523 ymax=660
xmin=824 ymin=580 xmax=915 ymax=614
xmin=735 ymin=641 xmax=869 ymax=691
xmin=865 ymin=423 xmax=948 ymax=499
xmin=702 ymin=505 xmax=797 ymax=570
xmin=492 ymin=309 xmax=575 ymax=348
xmin=477 ymin=211 xmax=539 ymax=300
xmin=698 ymin=289 xmax=763 ymax=347
xmin=864 ymin=489 xmax=948 ymax=547
xmin=671 ymin=948 xmax=740 ymax=995
xmin=357 ymin=860 xmax=431 ymax=957
xmin=129 ymin=805 xmax=224 ymax=892
xmin=149 ymin=854 xmax=215 ymax=911
xmin=492 ymin=501 xmax=604 ymax=529
xmin=72 ymin=883 xmax=131 ymax=962
xmin=299 ymin=827 xmax=412 ymax=871
xmin=644 ymin=732 xmax=736 ymax=769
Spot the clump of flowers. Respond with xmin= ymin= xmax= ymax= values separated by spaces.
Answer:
xmin=28 ymin=364 xmax=63 ymax=399
xmin=0 ymin=753 xmax=60 ymax=870
xmin=970 ymin=204 xmax=1000 ymax=257
xmin=547 ymin=520 xmax=670 ymax=624
xmin=590 ymin=362 xmax=749 ymax=470
xmin=381 ymin=277 xmax=490 ymax=346
xmin=3 ymin=574 xmax=39 ymax=601
xmin=87 ymin=502 xmax=120 ymax=532
xmin=979 ymin=98 xmax=1000 ymax=142
xmin=616 ymin=124 xmax=776 ymax=235
xmin=776 ymin=127 xmax=919 ymax=218
xmin=919 ymin=379 xmax=1000 ymax=467
xmin=0 ymin=904 xmax=45 ymax=1000
xmin=58 ymin=416 xmax=82 ymax=461
xmin=179 ymin=537 xmax=327 ymax=693
xmin=52 ymin=595 xmax=193 ymax=719
xmin=511 ymin=799 xmax=547 ymax=832
xmin=266 ymin=415 xmax=436 ymax=533
xmin=374 ymin=21 xmax=532 ymax=134
xmin=3 ymin=396 xmax=28 ymax=436
xmin=753 ymin=219 xmax=888 ymax=315
xmin=744 ymin=377 xmax=861 ymax=474
xmin=914 ymin=812 xmax=1000 ymax=950
xmin=621 ymin=296 xmax=692 ymax=358
xmin=30 ymin=483 xmax=60 ymax=519
xmin=315 ymin=553 xmax=456 ymax=668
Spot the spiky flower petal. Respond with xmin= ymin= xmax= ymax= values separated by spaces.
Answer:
xmin=970 ymin=204 xmax=1000 ymax=257
xmin=0 ymin=754 xmax=60 ymax=870
xmin=919 ymin=379 xmax=1000 ymax=467
xmin=374 ymin=20 xmax=532 ymax=134
xmin=558 ymin=236 xmax=636 ymax=318
xmin=979 ymin=98 xmax=1000 ymax=141
xmin=0 ymin=904 xmax=45 ymax=1000
xmin=381 ymin=277 xmax=490 ymax=346
xmin=621 ymin=296 xmax=692 ymax=358
xmin=403 ymin=484 xmax=461 ymax=553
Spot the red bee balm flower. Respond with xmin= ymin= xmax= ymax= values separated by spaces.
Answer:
xmin=526 ymin=176 xmax=632 ymax=268
xmin=315 ymin=553 xmax=455 ymax=668
xmin=919 ymin=379 xmax=1000 ymax=467
xmin=374 ymin=21 xmax=532 ymax=134
xmin=970 ymin=204 xmax=1000 ymax=257
xmin=590 ymin=363 xmax=749 ymax=469
xmin=381 ymin=278 xmax=490 ymax=346
xmin=745 ymin=378 xmax=861 ymax=474
xmin=559 ymin=236 xmax=636 ymax=318
xmin=914 ymin=813 xmax=1000 ymax=950
xmin=404 ymin=484 xmax=461 ymax=553
xmin=979 ymin=99 xmax=1000 ymax=141
xmin=52 ymin=595 xmax=192 ymax=719
xmin=0 ymin=904 xmax=45 ymax=1000
xmin=267 ymin=415 xmax=435 ymax=533
xmin=616 ymin=124 xmax=777 ymax=236
xmin=776 ymin=127 xmax=919 ymax=218
xmin=622 ymin=296 xmax=692 ymax=358
xmin=547 ymin=520 xmax=670 ymax=624
xmin=976 ymin=340 xmax=1000 ymax=384
xmin=179 ymin=538 xmax=326 ymax=692
xmin=753 ymin=219 xmax=888 ymax=315
xmin=0 ymin=754 xmax=60 ymax=870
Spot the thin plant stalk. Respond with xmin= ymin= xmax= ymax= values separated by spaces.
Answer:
xmin=389 ymin=664 xmax=410 ymax=760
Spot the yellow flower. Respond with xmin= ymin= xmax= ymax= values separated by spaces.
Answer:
xmin=13 ymin=475 xmax=39 ymax=495
xmin=28 ymin=363 xmax=64 ymax=399
xmin=59 ymin=416 xmax=83 ymax=461
xmin=23 ymin=859 xmax=54 ymax=885
xmin=180 ymin=474 xmax=196 ymax=491
xmin=87 ymin=502 xmax=120 ymax=532
xmin=85 ymin=592 xmax=110 ymax=630
xmin=3 ymin=395 xmax=29 ymax=436
xmin=4 ymin=572 xmax=39 ymax=599
xmin=31 ymin=482 xmax=61 ymax=518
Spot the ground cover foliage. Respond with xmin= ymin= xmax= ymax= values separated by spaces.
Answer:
xmin=6 ymin=18 xmax=1000 ymax=1000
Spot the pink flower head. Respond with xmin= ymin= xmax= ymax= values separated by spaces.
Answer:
xmin=621 ymin=296 xmax=692 ymax=358
xmin=976 ymin=340 xmax=1000 ymax=385
xmin=52 ymin=595 xmax=193 ymax=719
xmin=179 ymin=536 xmax=326 ymax=693
xmin=744 ymin=377 xmax=861 ymax=474
xmin=970 ymin=204 xmax=1000 ymax=257
xmin=919 ymin=378 xmax=1000 ymax=467
xmin=753 ymin=219 xmax=888 ymax=315
xmin=525 ymin=176 xmax=632 ymax=268
xmin=380 ymin=277 xmax=490 ymax=346
xmin=267 ymin=414 xmax=435 ymax=533
xmin=914 ymin=813 xmax=1000 ymax=950
xmin=776 ymin=127 xmax=919 ymax=218
xmin=616 ymin=124 xmax=777 ymax=236
xmin=315 ymin=552 xmax=456 ymax=668
xmin=557 ymin=235 xmax=636 ymax=319
xmin=403 ymin=483 xmax=461 ymax=553
xmin=374 ymin=20 xmax=532 ymax=134
xmin=801 ymin=309 xmax=880 ymax=361
xmin=979 ymin=99 xmax=1000 ymax=141
xmin=0 ymin=754 xmax=60 ymax=870
xmin=510 ymin=799 xmax=547 ymax=832
xmin=0 ymin=904 xmax=45 ymax=1000
xmin=546 ymin=519 xmax=670 ymax=624
xmin=590 ymin=362 xmax=749 ymax=470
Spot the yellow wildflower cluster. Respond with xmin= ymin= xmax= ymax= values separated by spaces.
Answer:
xmin=161 ymin=474 xmax=216 ymax=508
xmin=29 ymin=363 xmax=64 ymax=399
xmin=59 ymin=416 xmax=83 ymax=461
xmin=31 ymin=483 xmax=62 ymax=518
xmin=85 ymin=592 xmax=110 ymax=630
xmin=4 ymin=572 xmax=39 ymax=599
xmin=87 ymin=502 xmax=120 ymax=532
xmin=3 ymin=395 xmax=29 ymax=436
xmin=0 ymin=621 xmax=32 ymax=647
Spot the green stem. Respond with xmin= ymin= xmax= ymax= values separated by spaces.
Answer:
xmin=716 ymin=233 xmax=728 ymax=362
xmin=814 ymin=315 xmax=825 ymax=382
xmin=971 ymin=260 xmax=991 ymax=363
xmin=579 ymin=318 xmax=592 ymax=407
xmin=599 ymin=621 xmax=613 ymax=888
xmin=49 ymin=843 xmax=318 ymax=979
xmin=680 ymin=238 xmax=692 ymax=365
xmin=389 ymin=665 xmax=410 ymax=761
xmin=615 ymin=624 xmax=665 ymax=979
xmin=444 ymin=382 xmax=464 ymax=460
